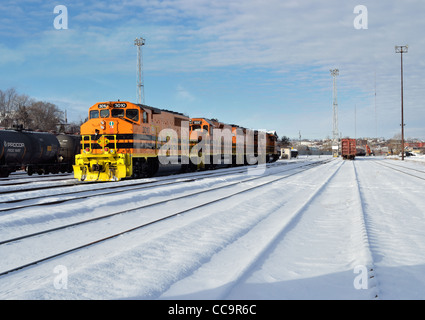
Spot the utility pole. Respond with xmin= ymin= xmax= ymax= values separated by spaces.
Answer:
xmin=134 ymin=37 xmax=146 ymax=104
xmin=330 ymin=69 xmax=339 ymax=157
xmin=395 ymin=45 xmax=408 ymax=160
xmin=374 ymin=71 xmax=377 ymax=138
xmin=355 ymin=104 xmax=357 ymax=140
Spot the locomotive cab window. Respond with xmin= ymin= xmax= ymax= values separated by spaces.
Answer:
xmin=100 ymin=109 xmax=109 ymax=118
xmin=126 ymin=109 xmax=139 ymax=122
xmin=112 ymin=109 xmax=124 ymax=118
xmin=90 ymin=110 xmax=99 ymax=119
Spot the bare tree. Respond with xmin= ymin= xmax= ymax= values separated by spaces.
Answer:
xmin=277 ymin=135 xmax=291 ymax=148
xmin=0 ymin=88 xmax=19 ymax=127
xmin=0 ymin=88 xmax=65 ymax=131
xmin=14 ymin=94 xmax=33 ymax=128
xmin=28 ymin=101 xmax=64 ymax=131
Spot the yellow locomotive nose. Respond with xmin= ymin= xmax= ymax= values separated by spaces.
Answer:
xmin=73 ymin=134 xmax=130 ymax=181
xmin=73 ymin=152 xmax=130 ymax=181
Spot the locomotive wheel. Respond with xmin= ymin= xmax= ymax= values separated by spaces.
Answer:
xmin=145 ymin=158 xmax=159 ymax=177
xmin=131 ymin=158 xmax=142 ymax=178
xmin=132 ymin=157 xmax=159 ymax=178
xmin=181 ymin=163 xmax=196 ymax=173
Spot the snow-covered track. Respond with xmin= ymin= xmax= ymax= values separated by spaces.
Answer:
xmin=0 ymin=161 xmax=292 ymax=213
xmin=0 ymin=176 xmax=78 ymax=195
xmin=352 ymin=158 xmax=425 ymax=299
xmin=0 ymin=172 xmax=73 ymax=183
xmin=351 ymin=161 xmax=380 ymax=299
xmin=160 ymin=159 xmax=380 ymax=300
xmin=207 ymin=158 xmax=346 ymax=299
xmin=0 ymin=159 xmax=332 ymax=278
xmin=373 ymin=159 xmax=425 ymax=180
xmin=3 ymin=156 xmax=425 ymax=299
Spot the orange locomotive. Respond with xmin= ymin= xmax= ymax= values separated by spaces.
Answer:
xmin=265 ymin=131 xmax=279 ymax=163
xmin=189 ymin=118 xmax=279 ymax=169
xmin=74 ymin=101 xmax=279 ymax=182
xmin=189 ymin=118 xmax=242 ymax=169
xmin=73 ymin=101 xmax=189 ymax=181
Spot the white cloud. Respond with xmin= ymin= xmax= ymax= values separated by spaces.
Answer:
xmin=2 ymin=0 xmax=425 ymax=138
xmin=176 ymin=85 xmax=195 ymax=102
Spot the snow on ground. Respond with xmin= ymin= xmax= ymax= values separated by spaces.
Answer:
xmin=1 ymin=156 xmax=425 ymax=300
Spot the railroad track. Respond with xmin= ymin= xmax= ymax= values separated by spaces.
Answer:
xmin=0 ymin=158 xmax=333 ymax=278
xmin=180 ymin=159 xmax=381 ymax=300
xmin=0 ymin=176 xmax=77 ymax=194
xmin=0 ymin=158 xmax=316 ymax=195
xmin=352 ymin=161 xmax=380 ymax=299
xmin=214 ymin=158 xmax=348 ymax=299
xmin=0 ymin=172 xmax=72 ymax=182
xmin=0 ymin=161 xmax=293 ymax=212
xmin=372 ymin=159 xmax=425 ymax=181
xmin=0 ymin=161 xmax=287 ymax=193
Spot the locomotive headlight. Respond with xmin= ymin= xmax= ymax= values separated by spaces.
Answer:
xmin=109 ymin=149 xmax=115 ymax=154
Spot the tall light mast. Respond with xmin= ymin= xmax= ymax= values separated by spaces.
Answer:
xmin=134 ymin=37 xmax=145 ymax=104
xmin=330 ymin=68 xmax=339 ymax=157
xmin=395 ymin=45 xmax=408 ymax=160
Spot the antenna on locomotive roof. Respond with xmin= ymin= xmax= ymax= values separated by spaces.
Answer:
xmin=134 ymin=37 xmax=145 ymax=104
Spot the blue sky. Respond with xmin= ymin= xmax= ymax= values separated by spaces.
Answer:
xmin=1 ymin=0 xmax=425 ymax=139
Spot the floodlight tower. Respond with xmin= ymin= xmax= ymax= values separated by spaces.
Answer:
xmin=395 ymin=45 xmax=408 ymax=160
xmin=330 ymin=68 xmax=339 ymax=157
xmin=134 ymin=37 xmax=146 ymax=104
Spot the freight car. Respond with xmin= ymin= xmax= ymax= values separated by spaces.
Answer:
xmin=57 ymin=134 xmax=82 ymax=173
xmin=341 ymin=138 xmax=356 ymax=160
xmin=74 ymin=101 xmax=280 ymax=182
xmin=0 ymin=127 xmax=80 ymax=177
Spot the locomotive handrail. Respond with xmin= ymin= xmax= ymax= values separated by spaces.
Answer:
xmin=81 ymin=134 xmax=117 ymax=153
xmin=81 ymin=135 xmax=92 ymax=153
xmin=101 ymin=135 xmax=117 ymax=153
